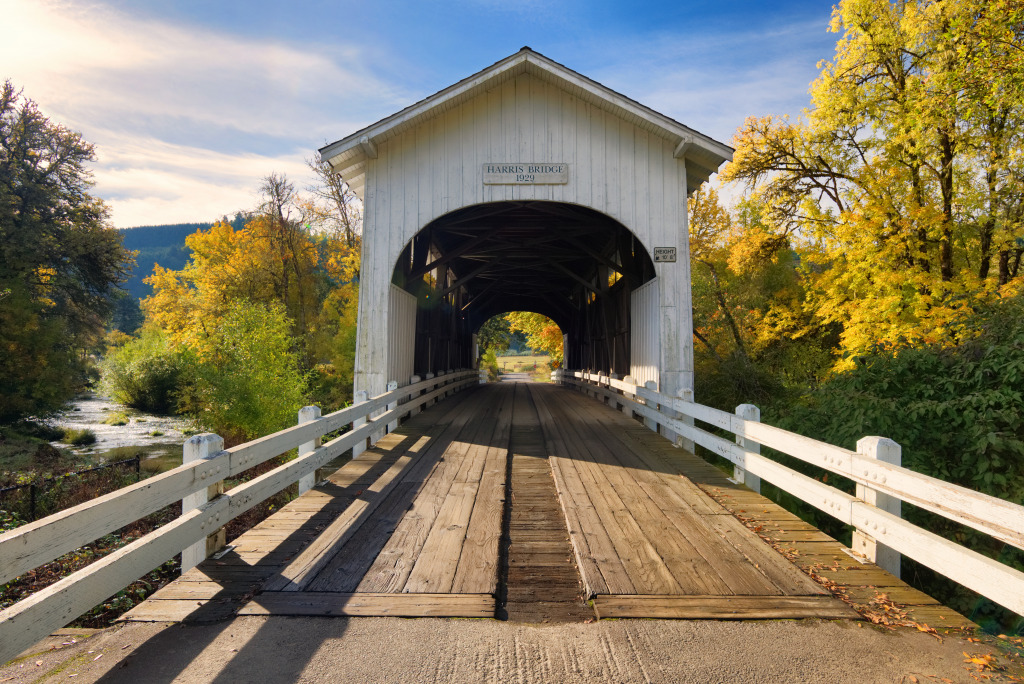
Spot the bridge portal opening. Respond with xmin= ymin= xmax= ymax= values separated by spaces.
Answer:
xmin=386 ymin=200 xmax=656 ymax=382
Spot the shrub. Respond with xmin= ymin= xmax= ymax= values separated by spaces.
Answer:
xmin=101 ymin=328 xmax=185 ymax=414
xmin=62 ymin=428 xmax=97 ymax=446
xmin=186 ymin=300 xmax=308 ymax=443
xmin=482 ymin=348 xmax=500 ymax=382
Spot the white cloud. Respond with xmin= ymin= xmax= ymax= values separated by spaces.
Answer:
xmin=2 ymin=0 xmax=403 ymax=226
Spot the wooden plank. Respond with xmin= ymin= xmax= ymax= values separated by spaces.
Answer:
xmin=592 ymin=595 xmax=860 ymax=620
xmin=532 ymin=388 xmax=631 ymax=595
xmin=357 ymin=388 xmax=503 ymax=593
xmin=0 ymin=497 xmax=228 ymax=665
xmin=237 ymin=592 xmax=495 ymax=618
xmin=119 ymin=599 xmax=240 ymax=623
xmin=556 ymin=396 xmax=738 ymax=595
xmin=261 ymin=421 xmax=447 ymax=591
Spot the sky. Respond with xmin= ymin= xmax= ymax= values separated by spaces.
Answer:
xmin=3 ymin=0 xmax=841 ymax=228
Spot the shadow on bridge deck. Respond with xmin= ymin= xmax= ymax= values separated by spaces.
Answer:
xmin=122 ymin=382 xmax=966 ymax=627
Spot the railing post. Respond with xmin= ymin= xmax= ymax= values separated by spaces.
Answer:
xmin=678 ymin=388 xmax=695 ymax=453
xmin=386 ymin=380 xmax=399 ymax=433
xmin=597 ymin=372 xmax=608 ymax=404
xmin=621 ymin=375 xmax=636 ymax=416
xmin=607 ymin=373 xmax=621 ymax=410
xmin=297 ymin=406 xmax=321 ymax=495
xmin=853 ymin=436 xmax=902 ymax=577
xmin=734 ymin=404 xmax=762 ymax=493
xmin=480 ymin=368 xmax=488 ymax=385
xmin=352 ymin=390 xmax=369 ymax=458
xmin=182 ymin=433 xmax=225 ymax=571
xmin=410 ymin=375 xmax=422 ymax=415
xmin=643 ymin=380 xmax=659 ymax=433
xmin=425 ymin=372 xmax=436 ymax=406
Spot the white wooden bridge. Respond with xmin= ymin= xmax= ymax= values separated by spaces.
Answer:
xmin=2 ymin=48 xmax=1023 ymax=665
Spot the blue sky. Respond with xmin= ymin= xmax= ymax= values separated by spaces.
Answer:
xmin=4 ymin=0 xmax=840 ymax=227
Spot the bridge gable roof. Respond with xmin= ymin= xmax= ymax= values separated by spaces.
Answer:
xmin=320 ymin=47 xmax=733 ymax=197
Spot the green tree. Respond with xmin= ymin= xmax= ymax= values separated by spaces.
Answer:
xmin=0 ymin=81 xmax=132 ymax=421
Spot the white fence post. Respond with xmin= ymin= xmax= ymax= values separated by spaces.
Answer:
xmin=678 ymin=388 xmax=695 ymax=453
xmin=425 ymin=372 xmax=436 ymax=406
xmin=643 ymin=380 xmax=659 ymax=433
xmin=352 ymin=390 xmax=369 ymax=458
xmin=853 ymin=436 xmax=902 ymax=577
xmin=297 ymin=406 xmax=322 ymax=495
xmin=386 ymin=380 xmax=399 ymax=433
xmin=182 ymin=433 xmax=225 ymax=571
xmin=410 ymin=375 xmax=422 ymax=414
xmin=608 ymin=373 xmax=621 ymax=410
xmin=734 ymin=404 xmax=762 ymax=493
xmin=480 ymin=368 xmax=488 ymax=385
xmin=621 ymin=375 xmax=636 ymax=416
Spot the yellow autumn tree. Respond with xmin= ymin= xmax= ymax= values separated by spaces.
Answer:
xmin=723 ymin=0 xmax=1024 ymax=366
xmin=506 ymin=312 xmax=563 ymax=366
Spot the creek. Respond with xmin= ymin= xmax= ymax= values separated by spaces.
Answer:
xmin=47 ymin=393 xmax=193 ymax=475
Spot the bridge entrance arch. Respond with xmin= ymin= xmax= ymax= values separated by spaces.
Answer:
xmin=388 ymin=200 xmax=657 ymax=381
xmin=319 ymin=47 xmax=732 ymax=404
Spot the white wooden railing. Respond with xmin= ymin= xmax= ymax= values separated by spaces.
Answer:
xmin=0 ymin=369 xmax=476 ymax=664
xmin=556 ymin=369 xmax=1024 ymax=619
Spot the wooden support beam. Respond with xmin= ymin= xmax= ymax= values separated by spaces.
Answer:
xmin=546 ymin=258 xmax=598 ymax=294
xmin=409 ymin=233 xmax=492 ymax=280
xmin=358 ymin=135 xmax=378 ymax=159
xmin=441 ymin=261 xmax=498 ymax=297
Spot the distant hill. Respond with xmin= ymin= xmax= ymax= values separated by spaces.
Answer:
xmin=118 ymin=223 xmax=207 ymax=300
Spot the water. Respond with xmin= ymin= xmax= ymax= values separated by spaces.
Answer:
xmin=47 ymin=394 xmax=194 ymax=474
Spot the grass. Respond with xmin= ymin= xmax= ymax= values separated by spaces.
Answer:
xmin=62 ymin=427 xmax=97 ymax=446
xmin=496 ymin=354 xmax=553 ymax=381
xmin=102 ymin=411 xmax=130 ymax=426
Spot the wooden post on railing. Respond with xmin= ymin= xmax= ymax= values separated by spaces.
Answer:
xmin=597 ymin=372 xmax=608 ymax=405
xmin=480 ymin=368 xmax=488 ymax=385
xmin=678 ymin=388 xmax=695 ymax=453
xmin=734 ymin=404 xmax=761 ymax=493
xmin=386 ymin=380 xmax=399 ymax=433
xmin=608 ymin=373 xmax=621 ymax=410
xmin=446 ymin=369 xmax=454 ymax=396
xmin=643 ymin=381 xmax=659 ymax=434
xmin=621 ymin=376 xmax=636 ymax=417
xmin=297 ymin=406 xmax=322 ymax=495
xmin=410 ymin=375 xmax=422 ymax=415
xmin=182 ymin=434 xmax=225 ymax=571
xmin=352 ymin=390 xmax=369 ymax=458
xmin=425 ymin=372 xmax=435 ymax=406
xmin=853 ymin=436 xmax=902 ymax=577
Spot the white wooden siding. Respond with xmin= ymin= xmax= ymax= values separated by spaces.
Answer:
xmin=354 ymin=73 xmax=693 ymax=398
xmin=630 ymin=277 xmax=660 ymax=388
xmin=387 ymin=285 xmax=417 ymax=386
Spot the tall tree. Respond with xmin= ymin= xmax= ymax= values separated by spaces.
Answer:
xmin=0 ymin=81 xmax=132 ymax=421
xmin=723 ymin=0 xmax=1024 ymax=363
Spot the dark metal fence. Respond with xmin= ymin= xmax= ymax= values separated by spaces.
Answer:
xmin=0 ymin=457 xmax=141 ymax=522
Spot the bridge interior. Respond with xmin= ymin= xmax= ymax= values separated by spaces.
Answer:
xmin=119 ymin=383 xmax=977 ymax=625
xmin=390 ymin=201 xmax=656 ymax=376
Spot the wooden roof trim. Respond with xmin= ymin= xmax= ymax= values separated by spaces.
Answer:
xmin=320 ymin=47 xmax=733 ymax=176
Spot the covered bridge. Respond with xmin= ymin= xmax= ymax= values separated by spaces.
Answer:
xmin=319 ymin=47 xmax=733 ymax=403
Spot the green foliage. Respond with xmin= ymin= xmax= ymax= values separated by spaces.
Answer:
xmin=101 ymin=328 xmax=185 ymax=414
xmin=0 ymin=80 xmax=133 ymax=422
xmin=62 ymin=428 xmax=96 ymax=446
xmin=482 ymin=348 xmax=499 ymax=382
xmin=770 ymin=296 xmax=1024 ymax=630
xmin=477 ymin=316 xmax=512 ymax=354
xmin=184 ymin=300 xmax=308 ymax=443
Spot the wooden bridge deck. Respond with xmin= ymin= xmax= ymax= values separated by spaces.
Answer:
xmin=124 ymin=382 xmax=969 ymax=626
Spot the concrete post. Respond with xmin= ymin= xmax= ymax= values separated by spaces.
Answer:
xmin=182 ymin=433 xmax=225 ymax=571
xmin=852 ymin=436 xmax=902 ymax=577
